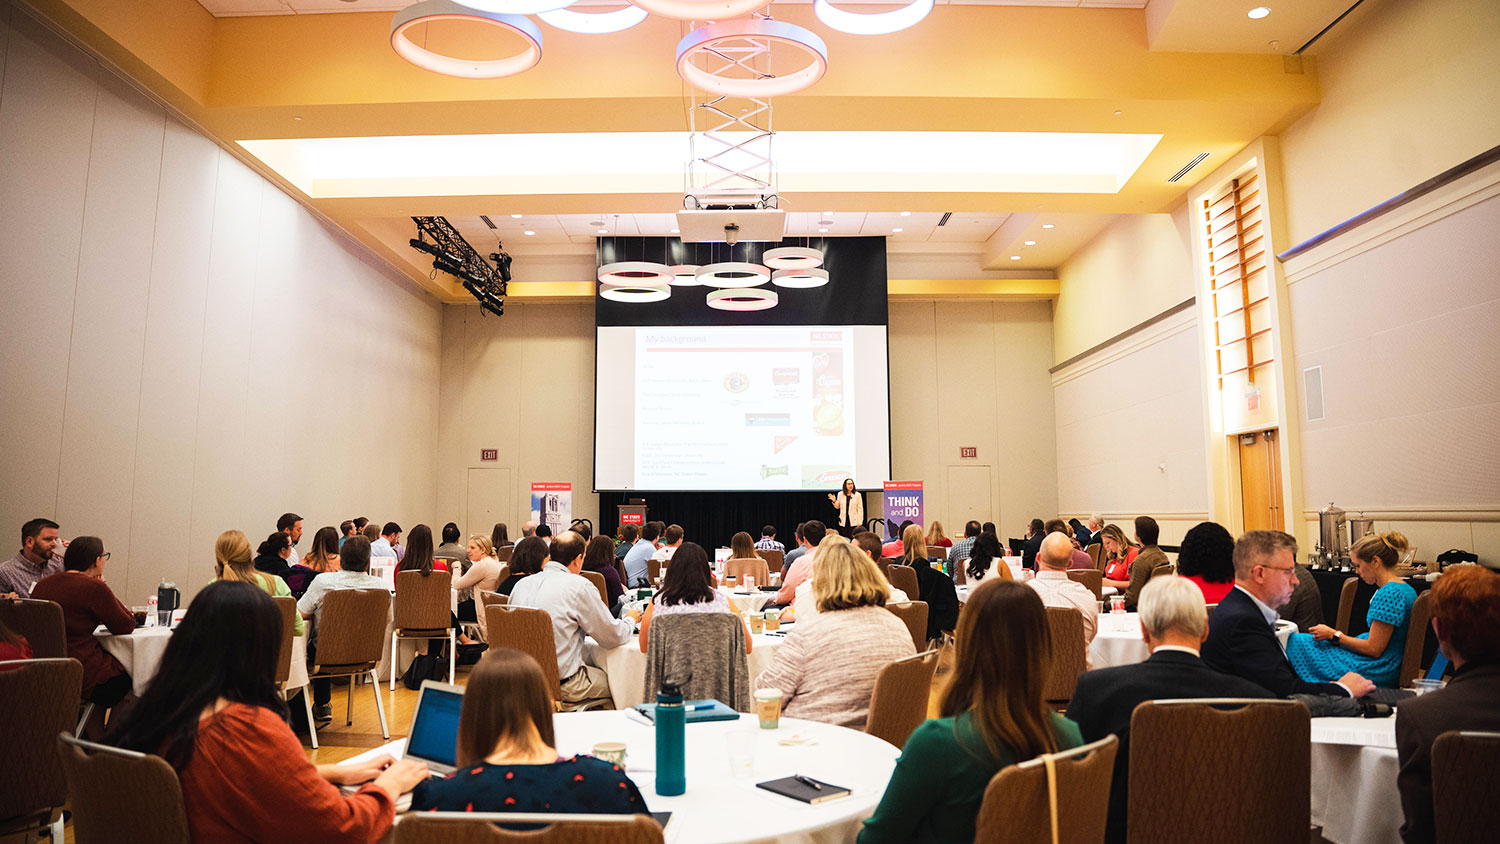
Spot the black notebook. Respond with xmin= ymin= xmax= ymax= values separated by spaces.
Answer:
xmin=755 ymin=776 xmax=852 ymax=805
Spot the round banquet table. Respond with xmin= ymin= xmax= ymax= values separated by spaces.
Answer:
xmin=1087 ymin=612 xmax=1296 ymax=669
xmin=587 ymin=629 xmax=788 ymax=710
xmin=97 ymin=622 xmax=308 ymax=696
xmin=346 ymin=710 xmax=900 ymax=844
xmin=720 ymin=586 xmax=772 ymax=615
xmin=1309 ymin=716 xmax=1401 ymax=844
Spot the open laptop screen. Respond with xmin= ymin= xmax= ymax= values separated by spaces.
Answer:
xmin=405 ymin=683 xmax=464 ymax=769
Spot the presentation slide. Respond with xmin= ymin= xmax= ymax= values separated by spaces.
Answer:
xmin=596 ymin=325 xmax=891 ymax=491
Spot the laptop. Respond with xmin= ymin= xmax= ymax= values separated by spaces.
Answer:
xmin=404 ymin=680 xmax=466 ymax=775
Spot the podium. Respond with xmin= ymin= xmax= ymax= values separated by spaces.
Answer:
xmin=617 ymin=502 xmax=648 ymax=533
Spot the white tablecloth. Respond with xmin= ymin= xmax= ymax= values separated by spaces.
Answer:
xmin=587 ymin=631 xmax=787 ymax=710
xmin=97 ymin=626 xmax=308 ymax=696
xmin=1087 ymin=613 xmax=1296 ymax=669
xmin=719 ymin=587 xmax=773 ymax=615
xmin=1310 ymin=717 xmax=1401 ymax=844
xmin=347 ymin=711 xmax=899 ymax=844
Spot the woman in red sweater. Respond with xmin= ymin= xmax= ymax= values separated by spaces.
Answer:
xmin=111 ymin=581 xmax=428 ymax=843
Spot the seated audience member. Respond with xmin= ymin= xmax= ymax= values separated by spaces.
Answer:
xmin=782 ymin=523 xmax=810 ymax=574
xmin=297 ymin=535 xmax=388 ymax=721
xmin=925 ymin=520 xmax=952 ymax=549
xmin=509 ymin=531 xmax=633 ymax=710
xmin=452 ymin=535 xmax=507 ymax=640
xmin=0 ymin=616 xmax=32 ymax=663
xmin=946 ymin=520 xmax=982 ymax=570
xmin=726 ymin=531 xmax=761 ymax=570
xmin=252 ymin=531 xmax=295 ymax=582
xmin=637 ymin=543 xmax=750 ymax=654
xmin=371 ymin=523 xmax=400 ymax=559
xmin=1067 ymin=576 xmax=1272 ymax=844
xmin=1121 ymin=516 xmax=1169 ymax=610
xmin=1070 ymin=516 xmax=1094 ymax=549
xmin=0 ymin=517 xmax=65 ymax=598
xmin=650 ymin=524 xmax=684 ymax=565
xmin=1276 ymin=562 xmax=1325 ymax=632
xmin=1396 ymin=565 xmax=1500 ymax=844
xmin=218 ymin=530 xmax=304 ymax=637
xmin=338 ymin=520 xmax=357 ymax=549
xmin=572 ymin=521 xmax=593 ymax=541
xmin=582 ymin=534 xmax=625 ymax=607
xmin=1020 ymin=518 xmax=1046 ymax=569
xmin=1202 ymin=530 xmax=1374 ymax=699
xmin=758 ymin=536 xmax=915 ymax=729
xmin=436 ymin=523 xmax=467 ymax=564
xmin=1029 ymin=532 xmax=1099 ymax=660
xmin=361 ymin=523 xmax=382 ymax=544
xmin=755 ymin=525 xmax=784 ymax=554
xmin=858 ymin=580 xmax=1082 ymax=844
xmin=516 ymin=521 xmax=539 ymax=544
xmin=410 ymin=648 xmax=644 ymax=815
xmin=497 ymin=537 xmax=545 ymax=595
xmin=965 ymin=532 xmax=1010 ymax=584
xmin=290 ymin=526 xmax=340 ymax=598
xmin=490 ymin=522 xmax=511 ymax=550
xmin=881 ymin=521 xmax=914 ymax=559
xmin=772 ymin=520 xmax=827 ymax=605
xmin=396 ymin=525 xmax=448 ymax=575
xmin=112 ymin=581 xmax=427 ymax=843
xmin=534 ymin=524 xmax=552 ymax=544
xmin=1099 ymin=524 xmax=1138 ymax=590
xmin=1175 ymin=521 xmax=1237 ymax=604
xmin=31 ymin=536 xmax=134 ymax=723
xmin=800 ymin=531 xmax=911 ymax=621
xmin=1044 ymin=518 xmax=1094 ymax=570
xmin=1287 ymin=532 xmax=1417 ymax=688
xmin=276 ymin=513 xmax=303 ymax=567
xmin=622 ymin=522 xmax=658 ymax=587
xmin=613 ymin=523 xmax=637 ymax=561
xmin=904 ymin=525 xmax=958 ymax=639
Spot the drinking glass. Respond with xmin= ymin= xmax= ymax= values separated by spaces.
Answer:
xmin=726 ymin=730 xmax=757 ymax=777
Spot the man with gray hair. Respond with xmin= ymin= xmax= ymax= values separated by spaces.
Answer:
xmin=1068 ymin=576 xmax=1274 ymax=844
xmin=1028 ymin=532 xmax=1099 ymax=660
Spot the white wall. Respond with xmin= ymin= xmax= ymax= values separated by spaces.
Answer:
xmin=0 ymin=7 xmax=442 ymax=602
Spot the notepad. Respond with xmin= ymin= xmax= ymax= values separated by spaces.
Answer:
xmin=629 ymin=699 xmax=741 ymax=724
xmin=756 ymin=775 xmax=851 ymax=804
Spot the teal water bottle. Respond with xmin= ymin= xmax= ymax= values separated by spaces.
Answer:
xmin=655 ymin=676 xmax=686 ymax=796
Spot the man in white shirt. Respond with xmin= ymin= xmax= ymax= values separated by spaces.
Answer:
xmin=509 ymin=531 xmax=634 ymax=710
xmin=650 ymin=524 xmax=683 ymax=563
xmin=622 ymin=522 xmax=659 ymax=587
xmin=1028 ymin=532 xmax=1100 ymax=665
xmin=277 ymin=512 xmax=303 ymax=567
xmin=296 ymin=535 xmax=389 ymax=720
xmin=370 ymin=522 xmax=400 ymax=559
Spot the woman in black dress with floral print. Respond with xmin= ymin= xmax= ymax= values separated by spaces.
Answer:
xmin=409 ymin=648 xmax=645 ymax=815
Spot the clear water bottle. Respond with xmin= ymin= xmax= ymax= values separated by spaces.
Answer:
xmin=655 ymin=675 xmax=686 ymax=796
xmin=145 ymin=595 xmax=158 ymax=628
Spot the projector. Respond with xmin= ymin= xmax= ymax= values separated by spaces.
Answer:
xmin=675 ymin=209 xmax=787 ymax=243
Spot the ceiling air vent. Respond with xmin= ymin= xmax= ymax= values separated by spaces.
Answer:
xmin=1167 ymin=153 xmax=1211 ymax=183
xmin=937 ymin=212 xmax=953 ymax=226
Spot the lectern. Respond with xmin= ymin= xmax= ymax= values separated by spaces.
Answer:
xmin=617 ymin=501 xmax=648 ymax=533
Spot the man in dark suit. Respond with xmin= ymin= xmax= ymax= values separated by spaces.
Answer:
xmin=1395 ymin=565 xmax=1500 ymax=844
xmin=1069 ymin=575 xmax=1274 ymax=844
xmin=1202 ymin=530 xmax=1375 ymax=698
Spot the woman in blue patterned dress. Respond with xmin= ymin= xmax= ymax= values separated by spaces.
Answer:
xmin=1287 ymin=532 xmax=1417 ymax=688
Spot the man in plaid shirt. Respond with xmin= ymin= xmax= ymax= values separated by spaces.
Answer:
xmin=946 ymin=520 xmax=984 ymax=569
xmin=754 ymin=525 xmax=784 ymax=554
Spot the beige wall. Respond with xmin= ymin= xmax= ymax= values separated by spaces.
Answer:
xmin=0 ymin=9 xmax=442 ymax=602
xmin=1279 ymin=0 xmax=1500 ymax=246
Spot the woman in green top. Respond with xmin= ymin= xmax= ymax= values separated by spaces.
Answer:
xmin=859 ymin=579 xmax=1082 ymax=844
xmin=214 ymin=530 xmax=305 ymax=637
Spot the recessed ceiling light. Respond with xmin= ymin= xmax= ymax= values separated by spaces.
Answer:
xmin=818 ymin=227 xmax=829 ymax=233
xmin=1010 ymin=255 xmax=1021 ymax=260
xmin=899 ymin=211 xmax=911 ymax=216
xmin=511 ymin=213 xmax=523 ymax=218
xmin=1248 ymin=6 xmax=1271 ymax=19
xmin=1042 ymin=223 xmax=1055 ymax=229
xmin=892 ymin=228 xmax=903 ymax=233
xmin=598 ymin=228 xmax=608 ymax=234
xmin=524 ymin=230 xmax=535 ymax=236
xmin=292 ymin=116 xmax=302 ymax=121
xmin=670 ymin=228 xmax=679 ymax=234
xmin=1024 ymin=240 xmax=1036 ymax=246
xmin=822 ymin=211 xmax=834 ymax=216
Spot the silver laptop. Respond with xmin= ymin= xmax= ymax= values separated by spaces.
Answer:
xmin=403 ymin=680 xmax=466 ymax=775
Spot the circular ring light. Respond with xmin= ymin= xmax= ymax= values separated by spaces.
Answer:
xmin=676 ymin=20 xmax=828 ymax=98
xmin=669 ymin=265 xmax=703 ymax=286
xmin=813 ymin=0 xmax=934 ymax=35
xmin=707 ymin=287 xmax=779 ymax=311
xmin=454 ymin=0 xmax=577 ymax=13
xmin=598 ymin=261 xmax=673 ymax=286
xmin=696 ymin=262 xmax=771 ymax=288
xmin=771 ymin=268 xmax=830 ymax=289
xmin=599 ymin=284 xmax=671 ymax=303
xmin=390 ymin=0 xmax=543 ymax=79
xmin=763 ymin=246 xmax=824 ymax=269
xmin=537 ymin=4 xmax=647 ymax=34
xmin=631 ymin=0 xmax=770 ymax=21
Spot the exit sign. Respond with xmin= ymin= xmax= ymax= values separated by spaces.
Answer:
xmin=960 ymin=446 xmax=977 ymax=459
xmin=480 ymin=449 xmax=498 ymax=461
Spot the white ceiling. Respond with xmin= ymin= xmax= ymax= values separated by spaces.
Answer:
xmin=196 ymin=0 xmax=1147 ymax=16
xmin=446 ymin=211 xmax=1013 ymax=247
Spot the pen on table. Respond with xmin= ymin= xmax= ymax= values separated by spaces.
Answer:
xmin=793 ymin=774 xmax=822 ymax=791
xmin=687 ymin=702 xmax=717 ymax=711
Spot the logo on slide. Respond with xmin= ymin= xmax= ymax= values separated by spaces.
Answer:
xmin=723 ymin=373 xmax=749 ymax=393
xmin=773 ymin=436 xmax=798 ymax=454
xmin=803 ymin=466 xmax=852 ymax=486
xmin=772 ymin=367 xmax=800 ymax=386
xmin=745 ymin=413 xmax=791 ymax=427
xmin=810 ymin=331 xmax=842 ymax=342
xmin=760 ymin=465 xmax=789 ymax=479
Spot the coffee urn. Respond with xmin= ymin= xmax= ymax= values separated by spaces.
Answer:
xmin=1315 ymin=503 xmax=1348 ymax=567
xmin=1348 ymin=513 xmax=1376 ymax=546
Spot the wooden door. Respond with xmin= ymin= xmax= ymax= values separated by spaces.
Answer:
xmin=1238 ymin=430 xmax=1283 ymax=531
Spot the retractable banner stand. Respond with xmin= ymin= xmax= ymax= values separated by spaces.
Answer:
xmin=530 ymin=483 xmax=573 ymax=537
xmin=882 ymin=481 xmax=924 ymax=541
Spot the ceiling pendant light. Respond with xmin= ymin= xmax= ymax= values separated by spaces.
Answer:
xmin=631 ymin=0 xmax=770 ymax=20
xmin=600 ymin=284 xmax=672 ymax=303
xmin=707 ymin=287 xmax=779 ymax=311
xmin=598 ymin=262 xmax=673 ymax=286
xmin=771 ymin=267 xmax=829 ymax=288
xmin=676 ymin=20 xmax=828 ymax=97
xmin=813 ymin=0 xmax=934 ymax=36
xmin=452 ymin=0 xmax=578 ymax=13
xmin=390 ymin=0 xmax=543 ymax=79
xmin=537 ymin=4 xmax=648 ymax=34
xmin=763 ymin=246 xmax=823 ymax=269
xmin=696 ymin=262 xmax=771 ymax=288
xmin=669 ymin=265 xmax=702 ymax=286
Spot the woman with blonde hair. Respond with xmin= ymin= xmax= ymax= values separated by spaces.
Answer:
xmin=1287 ymin=531 xmax=1418 ymax=688
xmin=215 ymin=530 xmax=303 ymax=636
xmin=924 ymin=520 xmax=951 ymax=549
xmin=452 ymin=534 xmax=504 ymax=641
xmin=1099 ymin=523 xmax=1138 ymax=591
xmin=756 ymin=535 xmax=916 ymax=728
xmin=858 ymin=580 xmax=1082 ymax=844
xmin=900 ymin=523 xmax=929 ymax=568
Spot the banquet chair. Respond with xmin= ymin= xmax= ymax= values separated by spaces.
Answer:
xmin=475 ymin=589 xmax=509 ymax=644
xmin=394 ymin=811 xmax=664 ymax=843
xmin=1432 ymin=730 xmax=1500 ymax=844
xmin=885 ymin=601 xmax=929 ymax=652
xmin=926 ymin=546 xmax=946 ymax=561
xmin=727 ymin=557 xmax=770 ymax=587
xmin=886 ymin=565 xmax=919 ymax=599
xmin=647 ymin=557 xmax=663 ymax=584
xmin=496 ymin=544 xmax=514 ymax=564
xmin=644 ymin=612 xmax=751 ymax=711
xmin=272 ymin=596 xmax=318 ymax=748
xmin=0 ymin=597 xmax=66 ymax=658
xmin=954 ymin=560 xmax=966 ymax=586
xmin=1044 ymin=607 xmax=1088 ymax=705
xmin=1128 ymin=699 xmax=1308 ymax=844
xmin=486 ymin=605 xmax=562 ymax=704
xmin=580 ymin=570 xmax=610 ymax=606
xmin=865 ymin=649 xmax=939 ymax=748
xmin=0 ymin=658 xmax=79 ymax=842
xmin=1335 ymin=576 xmax=1359 ymax=633
xmin=614 ymin=559 xmax=628 ymax=591
xmin=391 ymin=570 xmax=456 ymax=691
xmin=1147 ymin=563 xmax=1176 ymax=581
xmin=1396 ymin=591 xmax=1434 ymax=689
xmin=757 ymin=548 xmax=784 ymax=573
xmin=307 ymin=588 xmax=391 ymax=743
xmin=57 ymin=733 xmax=190 ymax=844
xmin=974 ymin=734 xmax=1118 ymax=844
xmin=1085 ymin=543 xmax=1103 ymax=570
xmin=1066 ymin=569 xmax=1103 ymax=601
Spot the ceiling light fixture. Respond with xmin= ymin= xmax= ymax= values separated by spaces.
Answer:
xmin=537 ymin=3 xmax=647 ymax=34
xmin=1042 ymin=223 xmax=1055 ymax=229
xmin=1248 ymin=7 xmax=1271 ymax=20
xmin=669 ymin=265 xmax=702 ymax=286
xmin=818 ymin=227 xmax=830 ymax=233
xmin=390 ymin=1 xmax=542 ymax=79
xmin=697 ymin=262 xmax=771 ymax=288
xmin=1024 ymin=240 xmax=1036 ymax=245
xmin=677 ymin=20 xmax=828 ymax=98
xmin=511 ymin=213 xmax=523 ymax=218
xmin=597 ymin=228 xmax=609 ymax=234
xmin=524 ymin=230 xmax=535 ymax=235
xmin=892 ymin=228 xmax=903 ymax=233
xmin=1010 ymin=255 xmax=1021 ymax=260
xmin=899 ymin=211 xmax=911 ymax=216
xmin=763 ymin=246 xmax=824 ymax=269
xmin=814 ymin=0 xmax=934 ymax=36
xmin=598 ymin=262 xmax=673 ymax=285
xmin=771 ymin=268 xmax=829 ymax=289
xmin=630 ymin=0 xmax=771 ymax=21
xmin=707 ymin=287 xmax=778 ymax=311
xmin=600 ymin=285 xmax=671 ymax=303
xmin=455 ymin=0 xmax=577 ymax=13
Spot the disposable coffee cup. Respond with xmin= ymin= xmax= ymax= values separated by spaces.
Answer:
xmin=754 ymin=688 xmax=783 ymax=729
xmin=747 ymin=612 xmax=765 ymax=633
xmin=763 ymin=610 xmax=781 ymax=631
xmin=593 ymin=741 xmax=627 ymax=769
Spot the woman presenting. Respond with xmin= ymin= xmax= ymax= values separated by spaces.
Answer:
xmin=828 ymin=478 xmax=864 ymax=538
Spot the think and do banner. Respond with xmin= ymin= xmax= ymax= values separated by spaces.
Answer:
xmin=881 ymin=480 xmax=924 ymax=541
